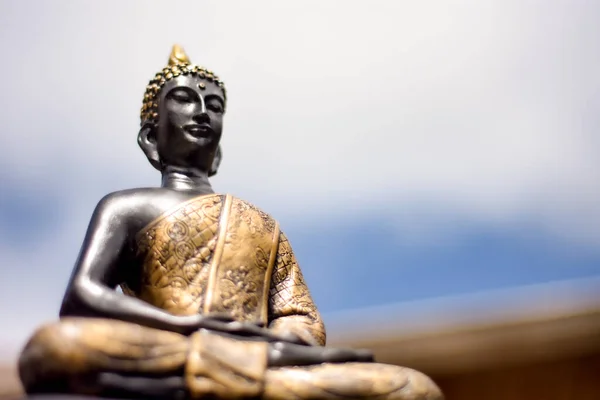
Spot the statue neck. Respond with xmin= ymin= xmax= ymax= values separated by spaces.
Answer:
xmin=161 ymin=165 xmax=214 ymax=193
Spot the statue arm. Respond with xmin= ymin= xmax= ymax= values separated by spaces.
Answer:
xmin=59 ymin=194 xmax=198 ymax=335
xmin=267 ymin=231 xmax=326 ymax=346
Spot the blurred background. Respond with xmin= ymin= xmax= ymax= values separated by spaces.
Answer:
xmin=1 ymin=1 xmax=600 ymax=398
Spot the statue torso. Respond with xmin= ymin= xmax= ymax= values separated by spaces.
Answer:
xmin=120 ymin=193 xmax=280 ymax=323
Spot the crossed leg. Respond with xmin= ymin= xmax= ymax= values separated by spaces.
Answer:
xmin=19 ymin=318 xmax=190 ymax=398
xmin=19 ymin=318 xmax=443 ymax=400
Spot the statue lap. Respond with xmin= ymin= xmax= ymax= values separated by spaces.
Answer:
xmin=19 ymin=318 xmax=442 ymax=399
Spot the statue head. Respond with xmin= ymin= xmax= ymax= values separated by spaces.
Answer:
xmin=138 ymin=45 xmax=226 ymax=177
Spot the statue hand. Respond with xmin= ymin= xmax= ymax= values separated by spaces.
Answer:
xmin=193 ymin=318 xmax=307 ymax=344
xmin=219 ymin=320 xmax=280 ymax=339
xmin=175 ymin=313 xmax=237 ymax=335
xmin=222 ymin=323 xmax=317 ymax=345
xmin=176 ymin=314 xmax=312 ymax=344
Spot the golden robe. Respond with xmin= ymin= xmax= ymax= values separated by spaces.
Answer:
xmin=121 ymin=193 xmax=325 ymax=346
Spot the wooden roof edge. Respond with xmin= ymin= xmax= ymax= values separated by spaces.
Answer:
xmin=325 ymin=277 xmax=600 ymax=375
xmin=328 ymin=301 xmax=600 ymax=376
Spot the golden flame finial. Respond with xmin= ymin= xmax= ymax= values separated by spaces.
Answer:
xmin=169 ymin=44 xmax=191 ymax=66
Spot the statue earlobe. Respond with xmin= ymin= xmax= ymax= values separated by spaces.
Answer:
xmin=209 ymin=145 xmax=222 ymax=177
xmin=138 ymin=124 xmax=161 ymax=171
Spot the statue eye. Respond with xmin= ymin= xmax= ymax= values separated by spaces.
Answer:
xmin=207 ymin=100 xmax=223 ymax=113
xmin=170 ymin=90 xmax=193 ymax=103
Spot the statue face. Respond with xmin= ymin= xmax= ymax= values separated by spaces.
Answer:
xmin=154 ymin=75 xmax=225 ymax=172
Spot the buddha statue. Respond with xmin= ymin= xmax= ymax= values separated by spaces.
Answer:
xmin=17 ymin=45 xmax=443 ymax=400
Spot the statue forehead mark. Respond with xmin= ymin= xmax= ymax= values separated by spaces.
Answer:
xmin=160 ymin=76 xmax=222 ymax=98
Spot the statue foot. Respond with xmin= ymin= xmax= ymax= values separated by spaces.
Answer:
xmin=264 ymin=362 xmax=444 ymax=400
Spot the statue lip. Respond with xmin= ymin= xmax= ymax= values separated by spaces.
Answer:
xmin=184 ymin=123 xmax=213 ymax=138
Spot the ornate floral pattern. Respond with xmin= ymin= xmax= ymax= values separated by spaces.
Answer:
xmin=121 ymin=195 xmax=222 ymax=315
xmin=268 ymin=232 xmax=326 ymax=346
xmin=122 ymin=194 xmax=325 ymax=343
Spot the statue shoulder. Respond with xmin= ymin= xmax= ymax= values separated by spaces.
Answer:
xmin=231 ymin=195 xmax=280 ymax=229
xmin=93 ymin=188 xmax=162 ymax=221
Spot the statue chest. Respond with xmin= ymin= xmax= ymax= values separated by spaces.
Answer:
xmin=121 ymin=194 xmax=280 ymax=323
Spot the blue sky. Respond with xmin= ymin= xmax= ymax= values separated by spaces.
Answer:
xmin=1 ymin=0 xmax=600 ymax=360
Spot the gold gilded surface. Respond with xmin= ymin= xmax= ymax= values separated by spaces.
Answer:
xmin=19 ymin=318 xmax=190 ymax=396
xmin=203 ymin=194 xmax=233 ymax=314
xmin=122 ymin=194 xmax=223 ymax=315
xmin=20 ymin=318 xmax=443 ymax=400
xmin=159 ymin=193 xmax=326 ymax=340
xmin=169 ymin=44 xmax=191 ymax=65
xmin=265 ymin=363 xmax=443 ymax=400
xmin=269 ymin=232 xmax=326 ymax=346
xmin=186 ymin=329 xmax=268 ymax=399
xmin=206 ymin=197 xmax=280 ymax=322
xmin=123 ymin=194 xmax=319 ymax=328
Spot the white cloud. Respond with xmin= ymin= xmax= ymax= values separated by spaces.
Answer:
xmin=1 ymin=1 xmax=598 ymax=246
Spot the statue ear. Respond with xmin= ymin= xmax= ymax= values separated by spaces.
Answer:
xmin=209 ymin=145 xmax=222 ymax=177
xmin=138 ymin=124 xmax=161 ymax=171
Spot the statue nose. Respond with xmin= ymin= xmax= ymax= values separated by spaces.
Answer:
xmin=193 ymin=96 xmax=209 ymax=122
xmin=193 ymin=110 xmax=210 ymax=124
